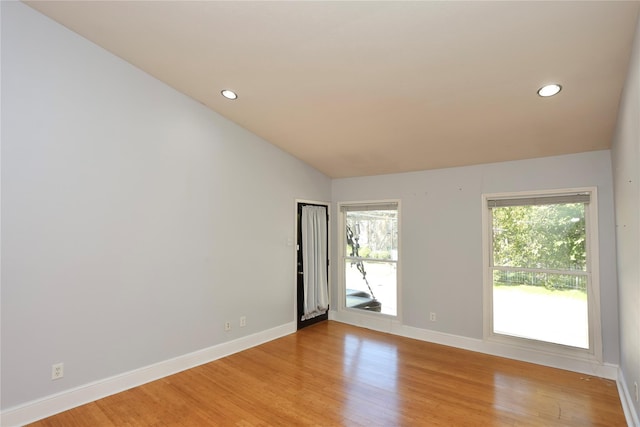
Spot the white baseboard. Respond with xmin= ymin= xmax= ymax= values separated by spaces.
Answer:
xmin=2 ymin=316 xmax=629 ymax=427
xmin=617 ymin=369 xmax=640 ymax=427
xmin=330 ymin=309 xmax=619 ymax=380
xmin=0 ymin=322 xmax=296 ymax=427
xmin=332 ymin=311 xmax=637 ymax=423
xmin=399 ymin=324 xmax=619 ymax=379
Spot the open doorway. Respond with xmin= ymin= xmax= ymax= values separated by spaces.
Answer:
xmin=297 ymin=201 xmax=329 ymax=330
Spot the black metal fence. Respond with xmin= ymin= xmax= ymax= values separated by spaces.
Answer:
xmin=493 ymin=270 xmax=586 ymax=291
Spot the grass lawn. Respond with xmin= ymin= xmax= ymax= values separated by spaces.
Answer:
xmin=494 ymin=283 xmax=587 ymax=300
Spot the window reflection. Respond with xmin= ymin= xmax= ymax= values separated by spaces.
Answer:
xmin=492 ymin=372 xmax=533 ymax=415
xmin=341 ymin=333 xmax=399 ymax=425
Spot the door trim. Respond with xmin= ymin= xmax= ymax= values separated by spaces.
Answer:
xmin=295 ymin=199 xmax=330 ymax=330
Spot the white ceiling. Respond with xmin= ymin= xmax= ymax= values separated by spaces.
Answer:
xmin=25 ymin=1 xmax=640 ymax=178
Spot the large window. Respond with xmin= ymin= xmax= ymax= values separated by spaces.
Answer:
xmin=483 ymin=189 xmax=601 ymax=358
xmin=341 ymin=202 xmax=398 ymax=316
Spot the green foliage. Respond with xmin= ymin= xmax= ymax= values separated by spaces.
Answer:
xmin=359 ymin=246 xmax=372 ymax=258
xmin=348 ymin=247 xmax=391 ymax=260
xmin=370 ymin=250 xmax=391 ymax=260
xmin=494 ymin=283 xmax=587 ymax=301
xmin=492 ymin=202 xmax=587 ymax=290
xmin=492 ymin=203 xmax=586 ymax=271
xmin=493 ymin=274 xmax=586 ymax=291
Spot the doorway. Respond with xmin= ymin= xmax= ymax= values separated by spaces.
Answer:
xmin=297 ymin=201 xmax=329 ymax=330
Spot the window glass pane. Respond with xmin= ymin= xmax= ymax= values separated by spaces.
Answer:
xmin=493 ymin=269 xmax=587 ymax=292
xmin=346 ymin=210 xmax=398 ymax=260
xmin=492 ymin=203 xmax=586 ymax=271
xmin=345 ymin=259 xmax=396 ymax=316
xmin=344 ymin=206 xmax=398 ymax=316
xmin=492 ymin=270 xmax=588 ymax=348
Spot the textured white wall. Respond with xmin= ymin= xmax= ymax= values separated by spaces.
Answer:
xmin=332 ymin=150 xmax=619 ymax=364
xmin=1 ymin=2 xmax=330 ymax=409
xmin=611 ymin=13 xmax=640 ymax=420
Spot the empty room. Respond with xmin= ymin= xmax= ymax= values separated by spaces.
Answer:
xmin=2 ymin=1 xmax=639 ymax=426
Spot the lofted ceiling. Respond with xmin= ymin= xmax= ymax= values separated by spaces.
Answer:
xmin=25 ymin=1 xmax=640 ymax=178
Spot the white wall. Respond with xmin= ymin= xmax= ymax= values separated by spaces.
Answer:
xmin=0 ymin=0 xmax=632 ymax=421
xmin=611 ymin=11 xmax=640 ymax=422
xmin=332 ymin=150 xmax=619 ymax=365
xmin=0 ymin=2 xmax=330 ymax=410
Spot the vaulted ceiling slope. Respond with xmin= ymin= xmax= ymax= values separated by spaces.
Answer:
xmin=25 ymin=1 xmax=640 ymax=178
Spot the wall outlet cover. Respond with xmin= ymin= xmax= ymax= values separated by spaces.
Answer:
xmin=51 ymin=363 xmax=64 ymax=380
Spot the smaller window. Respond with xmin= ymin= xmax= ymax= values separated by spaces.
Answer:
xmin=341 ymin=203 xmax=399 ymax=316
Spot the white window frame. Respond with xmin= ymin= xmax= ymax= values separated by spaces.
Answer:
xmin=481 ymin=187 xmax=602 ymax=362
xmin=338 ymin=200 xmax=401 ymax=319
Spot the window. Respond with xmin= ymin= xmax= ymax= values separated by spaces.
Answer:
xmin=483 ymin=189 xmax=601 ymax=358
xmin=341 ymin=202 xmax=398 ymax=316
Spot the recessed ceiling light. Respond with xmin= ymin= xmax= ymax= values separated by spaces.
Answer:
xmin=537 ymin=84 xmax=562 ymax=97
xmin=221 ymin=89 xmax=238 ymax=100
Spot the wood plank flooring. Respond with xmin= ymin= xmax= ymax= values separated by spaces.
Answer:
xmin=29 ymin=321 xmax=626 ymax=426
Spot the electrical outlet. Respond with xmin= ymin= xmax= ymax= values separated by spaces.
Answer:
xmin=634 ymin=382 xmax=638 ymax=402
xmin=430 ymin=312 xmax=437 ymax=322
xmin=224 ymin=321 xmax=232 ymax=332
xmin=51 ymin=363 xmax=64 ymax=380
xmin=240 ymin=316 xmax=247 ymax=327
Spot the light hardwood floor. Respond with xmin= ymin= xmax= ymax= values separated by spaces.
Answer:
xmin=29 ymin=321 xmax=626 ymax=426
